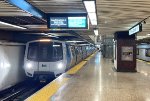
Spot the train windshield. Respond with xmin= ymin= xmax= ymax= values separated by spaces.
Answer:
xmin=27 ymin=42 xmax=63 ymax=62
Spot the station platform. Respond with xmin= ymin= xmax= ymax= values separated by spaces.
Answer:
xmin=26 ymin=52 xmax=150 ymax=101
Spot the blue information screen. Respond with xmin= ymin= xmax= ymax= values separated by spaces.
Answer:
xmin=50 ymin=17 xmax=67 ymax=28
xmin=68 ymin=17 xmax=87 ymax=28
xmin=47 ymin=15 xmax=88 ymax=29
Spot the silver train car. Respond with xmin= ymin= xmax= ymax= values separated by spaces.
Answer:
xmin=137 ymin=44 xmax=150 ymax=61
xmin=24 ymin=39 xmax=96 ymax=80
xmin=0 ymin=42 xmax=25 ymax=91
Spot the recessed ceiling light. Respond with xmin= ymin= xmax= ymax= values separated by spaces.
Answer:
xmin=94 ymin=29 xmax=98 ymax=36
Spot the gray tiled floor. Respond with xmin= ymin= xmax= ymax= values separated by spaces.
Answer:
xmin=52 ymin=53 xmax=150 ymax=101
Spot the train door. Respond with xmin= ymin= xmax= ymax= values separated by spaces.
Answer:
xmin=65 ymin=44 xmax=71 ymax=70
xmin=75 ymin=46 xmax=80 ymax=63
xmin=82 ymin=46 xmax=86 ymax=59
xmin=70 ymin=45 xmax=76 ymax=67
xmin=78 ymin=46 xmax=82 ymax=62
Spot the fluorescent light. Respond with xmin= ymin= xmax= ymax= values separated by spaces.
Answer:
xmin=83 ymin=0 xmax=97 ymax=25
xmin=39 ymin=39 xmax=51 ymax=42
xmin=83 ymin=1 xmax=96 ymax=13
xmin=94 ymin=29 xmax=98 ymax=36
xmin=100 ymin=35 xmax=101 ymax=40
xmin=88 ymin=13 xmax=97 ymax=25
xmin=88 ymin=13 xmax=97 ymax=21
xmin=0 ymin=21 xmax=27 ymax=29
xmin=41 ymin=33 xmax=59 ymax=38
xmin=66 ymin=40 xmax=85 ymax=43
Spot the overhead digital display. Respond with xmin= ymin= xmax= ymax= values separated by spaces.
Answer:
xmin=129 ymin=24 xmax=142 ymax=35
xmin=50 ymin=17 xmax=67 ymax=28
xmin=47 ymin=14 xmax=88 ymax=29
xmin=68 ymin=17 xmax=87 ymax=28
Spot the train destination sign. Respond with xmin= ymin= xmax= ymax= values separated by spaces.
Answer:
xmin=68 ymin=17 xmax=87 ymax=28
xmin=47 ymin=14 xmax=88 ymax=29
xmin=50 ymin=17 xmax=67 ymax=28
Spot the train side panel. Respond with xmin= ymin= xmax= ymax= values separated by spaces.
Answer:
xmin=137 ymin=44 xmax=150 ymax=61
xmin=0 ymin=43 xmax=25 ymax=91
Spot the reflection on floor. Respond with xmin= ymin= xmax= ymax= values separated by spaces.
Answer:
xmin=52 ymin=52 xmax=150 ymax=101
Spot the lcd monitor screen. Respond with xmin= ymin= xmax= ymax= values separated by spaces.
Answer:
xmin=50 ymin=17 xmax=67 ymax=28
xmin=68 ymin=17 xmax=87 ymax=28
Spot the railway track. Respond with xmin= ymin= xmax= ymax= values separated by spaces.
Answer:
xmin=0 ymin=80 xmax=49 ymax=101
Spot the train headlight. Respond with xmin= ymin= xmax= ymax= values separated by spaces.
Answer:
xmin=57 ymin=63 xmax=64 ymax=69
xmin=25 ymin=62 xmax=33 ymax=69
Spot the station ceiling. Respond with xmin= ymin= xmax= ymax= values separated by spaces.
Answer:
xmin=0 ymin=0 xmax=150 ymax=43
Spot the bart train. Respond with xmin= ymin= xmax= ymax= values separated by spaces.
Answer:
xmin=137 ymin=44 xmax=150 ymax=61
xmin=24 ymin=39 xmax=96 ymax=80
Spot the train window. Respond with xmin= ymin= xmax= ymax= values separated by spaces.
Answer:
xmin=79 ymin=46 xmax=82 ymax=54
xmin=70 ymin=45 xmax=76 ymax=57
xmin=146 ymin=49 xmax=150 ymax=57
xmin=27 ymin=42 xmax=63 ymax=62
xmin=39 ymin=42 xmax=63 ymax=62
xmin=136 ymin=48 xmax=139 ymax=55
xmin=27 ymin=43 xmax=38 ymax=61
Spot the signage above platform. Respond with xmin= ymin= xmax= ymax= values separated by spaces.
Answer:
xmin=129 ymin=24 xmax=142 ymax=35
xmin=47 ymin=13 xmax=88 ymax=29
xmin=68 ymin=17 xmax=87 ymax=28
xmin=50 ymin=17 xmax=68 ymax=28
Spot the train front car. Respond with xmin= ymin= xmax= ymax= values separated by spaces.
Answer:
xmin=24 ymin=39 xmax=67 ymax=80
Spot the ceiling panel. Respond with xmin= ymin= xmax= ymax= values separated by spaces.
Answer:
xmin=27 ymin=0 xmax=86 ymax=13
xmin=0 ymin=16 xmax=46 ymax=25
xmin=97 ymin=0 xmax=150 ymax=36
xmin=0 ymin=0 xmax=31 ymax=16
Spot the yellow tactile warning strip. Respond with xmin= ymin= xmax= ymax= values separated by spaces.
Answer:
xmin=84 ymin=54 xmax=94 ymax=61
xmin=67 ymin=53 xmax=96 ymax=75
xmin=25 ymin=77 xmax=68 ymax=101
xmin=137 ymin=59 xmax=150 ymax=64
xmin=25 ymin=52 xmax=97 ymax=101
xmin=66 ymin=61 xmax=87 ymax=75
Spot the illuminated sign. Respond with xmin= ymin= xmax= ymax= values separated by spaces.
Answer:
xmin=68 ymin=17 xmax=87 ymax=28
xmin=129 ymin=24 xmax=142 ymax=35
xmin=50 ymin=17 xmax=67 ymax=28
xmin=47 ymin=14 xmax=88 ymax=29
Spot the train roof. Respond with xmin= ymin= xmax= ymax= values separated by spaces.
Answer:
xmin=27 ymin=39 xmax=65 ymax=44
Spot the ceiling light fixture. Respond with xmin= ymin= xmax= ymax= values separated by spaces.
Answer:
xmin=88 ymin=13 xmax=97 ymax=25
xmin=83 ymin=1 xmax=95 ymax=13
xmin=0 ymin=21 xmax=27 ymax=29
xmin=83 ymin=0 xmax=97 ymax=25
xmin=41 ymin=33 xmax=59 ymax=38
xmin=66 ymin=40 xmax=85 ymax=43
xmin=94 ymin=29 xmax=98 ymax=36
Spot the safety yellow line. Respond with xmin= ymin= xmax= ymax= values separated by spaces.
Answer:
xmin=85 ymin=55 xmax=93 ymax=61
xmin=137 ymin=59 xmax=150 ymax=64
xmin=25 ymin=77 xmax=68 ymax=101
xmin=67 ymin=52 xmax=96 ymax=74
xmin=137 ymin=59 xmax=144 ymax=62
xmin=67 ymin=61 xmax=87 ymax=74
xmin=25 ymin=52 xmax=96 ymax=101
